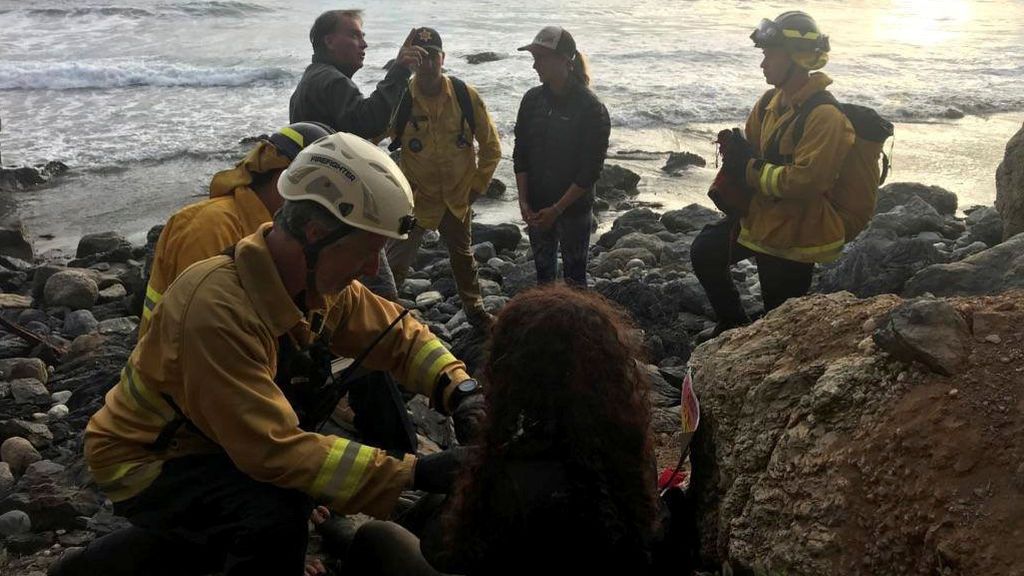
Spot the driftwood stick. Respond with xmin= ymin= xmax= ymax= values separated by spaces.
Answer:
xmin=0 ymin=314 xmax=67 ymax=357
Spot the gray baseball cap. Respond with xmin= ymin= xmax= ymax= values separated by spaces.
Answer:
xmin=518 ymin=26 xmax=577 ymax=58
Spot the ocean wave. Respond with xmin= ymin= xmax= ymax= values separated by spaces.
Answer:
xmin=0 ymin=61 xmax=293 ymax=91
xmin=0 ymin=1 xmax=274 ymax=19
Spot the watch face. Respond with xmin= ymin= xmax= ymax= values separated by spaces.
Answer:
xmin=457 ymin=379 xmax=480 ymax=393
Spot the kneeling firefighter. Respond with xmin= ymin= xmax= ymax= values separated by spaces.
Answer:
xmin=51 ymin=132 xmax=484 ymax=576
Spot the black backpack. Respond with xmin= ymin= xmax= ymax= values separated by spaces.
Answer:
xmin=388 ymin=76 xmax=476 ymax=152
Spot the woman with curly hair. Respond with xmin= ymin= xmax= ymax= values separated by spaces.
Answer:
xmin=347 ymin=284 xmax=658 ymax=575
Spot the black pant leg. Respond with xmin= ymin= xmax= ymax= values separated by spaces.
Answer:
xmin=753 ymin=252 xmax=814 ymax=312
xmin=690 ymin=218 xmax=755 ymax=325
xmin=122 ymin=453 xmax=313 ymax=576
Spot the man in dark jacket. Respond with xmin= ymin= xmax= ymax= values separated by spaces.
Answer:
xmin=290 ymin=9 xmax=426 ymax=140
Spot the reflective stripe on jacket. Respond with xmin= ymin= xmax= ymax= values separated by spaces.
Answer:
xmin=739 ymin=72 xmax=854 ymax=263
xmin=393 ymin=76 xmax=501 ymax=230
xmin=87 ymin=224 xmax=470 ymax=519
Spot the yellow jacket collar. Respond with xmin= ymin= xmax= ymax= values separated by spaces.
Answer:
xmin=233 ymin=223 xmax=303 ymax=337
xmin=209 ymin=141 xmax=290 ymax=199
xmin=774 ymin=72 xmax=833 ymax=111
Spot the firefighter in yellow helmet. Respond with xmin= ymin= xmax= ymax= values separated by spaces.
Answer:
xmin=691 ymin=11 xmax=855 ymax=342
xmin=52 ymin=133 xmax=484 ymax=576
xmin=138 ymin=121 xmax=333 ymax=337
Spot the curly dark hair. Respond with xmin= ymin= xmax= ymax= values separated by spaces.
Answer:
xmin=445 ymin=284 xmax=658 ymax=567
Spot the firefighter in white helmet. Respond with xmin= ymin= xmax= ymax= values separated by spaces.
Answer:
xmin=54 ymin=132 xmax=483 ymax=576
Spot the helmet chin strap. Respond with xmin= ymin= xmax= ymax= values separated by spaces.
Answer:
xmin=302 ymin=225 xmax=354 ymax=295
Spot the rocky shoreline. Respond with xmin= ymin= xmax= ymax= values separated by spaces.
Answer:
xmin=0 ymin=122 xmax=1020 ymax=574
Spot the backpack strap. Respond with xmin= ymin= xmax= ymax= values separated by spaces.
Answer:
xmin=765 ymin=90 xmax=839 ymax=164
xmin=388 ymin=83 xmax=415 ymax=152
xmin=450 ymin=76 xmax=476 ymax=137
xmin=388 ymin=77 xmax=477 ymax=152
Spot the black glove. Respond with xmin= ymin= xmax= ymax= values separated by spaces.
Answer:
xmin=722 ymin=128 xmax=754 ymax=181
xmin=413 ymin=446 xmax=477 ymax=494
xmin=452 ymin=392 xmax=486 ymax=445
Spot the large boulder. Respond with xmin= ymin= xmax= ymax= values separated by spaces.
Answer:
xmin=0 ymin=219 xmax=34 ymax=261
xmin=689 ymin=291 xmax=1023 ymax=575
xmin=1 ymin=437 xmax=42 ymax=477
xmin=43 ymin=269 xmax=99 ymax=310
xmin=597 ymin=208 xmax=667 ymax=248
xmin=661 ymin=204 xmax=722 ymax=234
xmin=75 ymin=231 xmax=131 ymax=259
xmin=875 ymin=182 xmax=958 ymax=216
xmin=814 ymin=228 xmax=946 ymax=297
xmin=471 ymin=222 xmax=521 ymax=254
xmin=962 ymin=205 xmax=1004 ymax=247
xmin=869 ymin=196 xmax=955 ymax=238
xmin=662 ymin=151 xmax=706 ymax=174
xmin=995 ymin=122 xmax=1024 ymax=240
xmin=595 ymin=164 xmax=641 ymax=201
xmin=903 ymin=233 xmax=1024 ymax=297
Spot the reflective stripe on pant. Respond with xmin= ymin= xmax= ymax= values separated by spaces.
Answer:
xmin=691 ymin=217 xmax=814 ymax=322
xmin=388 ymin=209 xmax=484 ymax=312
xmin=527 ymin=209 xmax=592 ymax=287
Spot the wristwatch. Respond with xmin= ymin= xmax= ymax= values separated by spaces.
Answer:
xmin=449 ymin=379 xmax=482 ymax=409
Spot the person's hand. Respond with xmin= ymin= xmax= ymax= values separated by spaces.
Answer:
xmin=519 ymin=200 xmax=537 ymax=223
xmin=722 ymin=127 xmax=754 ymax=181
xmin=452 ymin=392 xmax=486 ymax=445
xmin=396 ymin=28 xmax=428 ymax=72
xmin=413 ymin=447 xmax=477 ymax=493
xmin=309 ymin=505 xmax=330 ymax=526
xmin=530 ymin=206 xmax=561 ymax=230
xmin=304 ymin=558 xmax=326 ymax=576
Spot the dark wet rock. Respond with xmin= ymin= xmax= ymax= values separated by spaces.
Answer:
xmin=0 ymin=219 xmax=34 ymax=262
xmin=472 ymin=242 xmax=496 ymax=263
xmin=643 ymin=364 xmax=681 ymax=408
xmin=75 ymin=231 xmax=131 ymax=259
xmin=963 ymin=206 xmax=1004 ymax=247
xmin=595 ymin=164 xmax=640 ymax=201
xmin=0 ymin=509 xmax=31 ymax=536
xmin=950 ymin=240 xmax=988 ymax=261
xmin=815 ymin=228 xmax=946 ymax=297
xmin=96 ymin=283 xmax=127 ymax=304
xmin=662 ymin=151 xmax=707 ymax=174
xmin=0 ymin=335 xmax=32 ymax=358
xmin=484 ymin=178 xmax=506 ymax=199
xmin=597 ymin=208 xmax=666 ymax=249
xmin=499 ymin=260 xmax=537 ymax=297
xmin=1 ymin=437 xmax=42 ymax=477
xmin=1 ymin=460 xmax=102 ymax=531
xmin=0 ymin=161 xmax=68 ymax=190
xmin=399 ymin=279 xmax=432 ymax=299
xmin=903 ymin=233 xmax=1024 ymax=297
xmin=0 ymin=269 xmax=29 ymax=292
xmin=408 ymin=396 xmax=453 ymax=449
xmin=43 ymin=270 xmax=98 ymax=311
xmin=874 ymin=298 xmax=970 ymax=376
xmin=465 ymin=51 xmax=505 ymax=64
xmin=612 ymin=232 xmax=665 ymax=261
xmin=10 ymin=378 xmax=50 ymax=406
xmin=31 ymin=264 xmax=65 ymax=301
xmin=590 ymin=247 xmax=657 ymax=277
xmin=0 ymin=420 xmax=52 ymax=450
xmin=875 ymin=182 xmax=958 ymax=216
xmin=995 ymin=122 xmax=1024 ymax=240
xmin=0 ymin=462 xmax=14 ymax=492
xmin=661 ymin=204 xmax=722 ymax=234
xmin=471 ymin=222 xmax=521 ymax=254
xmin=0 ymin=255 xmax=34 ymax=273
xmin=5 ymin=531 xmax=55 ymax=555
xmin=8 ymin=358 xmax=48 ymax=384
xmin=62 ymin=310 xmax=98 ymax=339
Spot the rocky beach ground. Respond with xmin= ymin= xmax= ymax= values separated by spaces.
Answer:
xmin=0 ymin=122 xmax=1020 ymax=574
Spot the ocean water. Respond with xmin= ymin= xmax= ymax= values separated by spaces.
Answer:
xmin=1 ymin=0 xmax=1023 ymax=250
